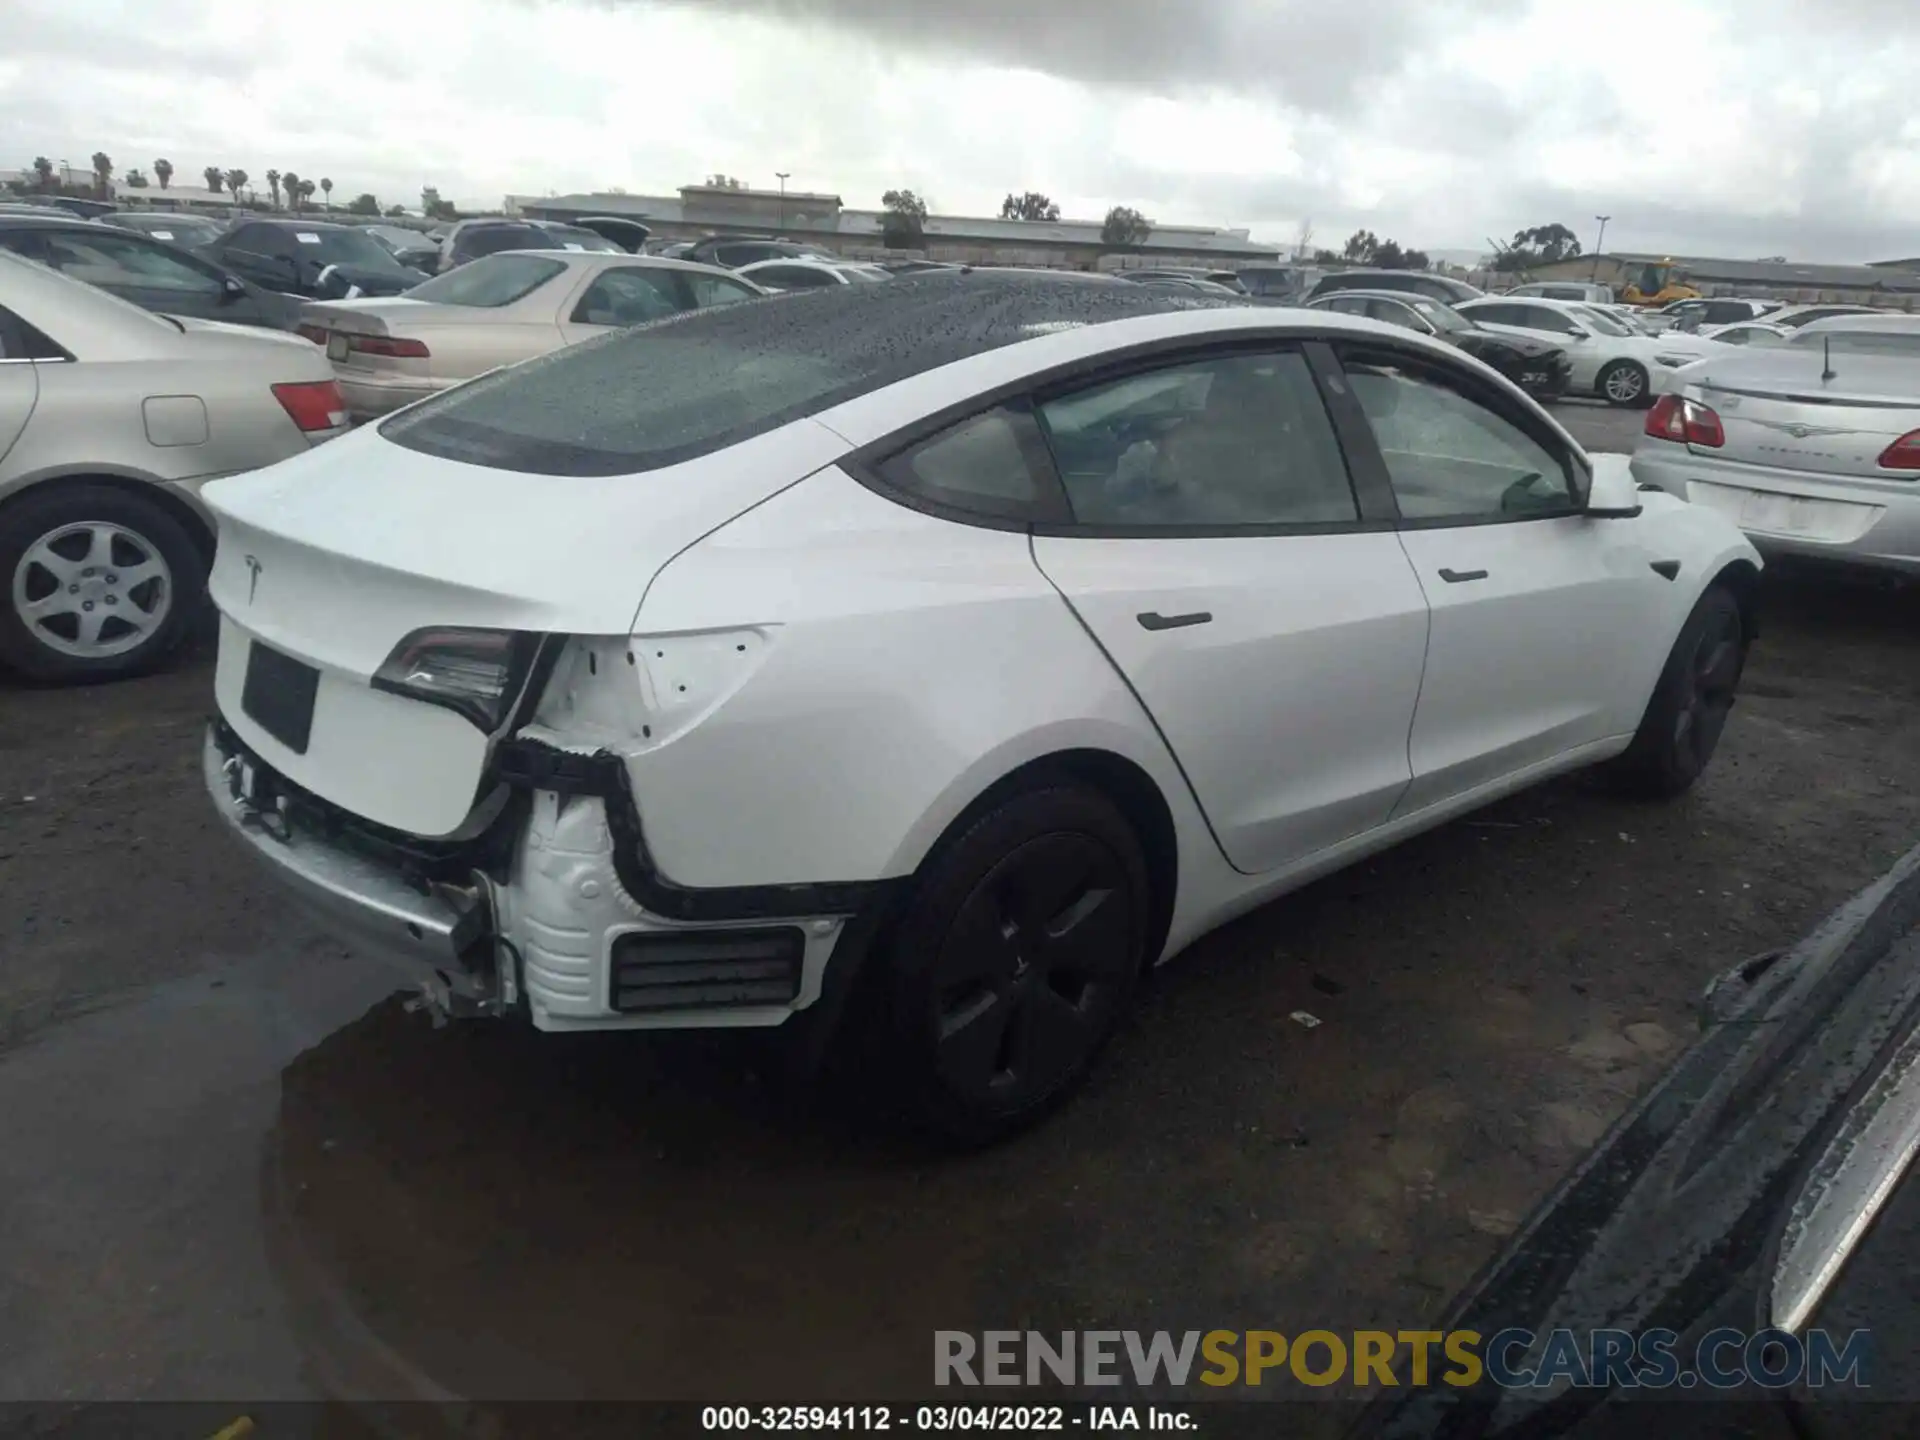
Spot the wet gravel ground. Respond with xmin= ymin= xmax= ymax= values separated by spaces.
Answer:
xmin=1 ymin=569 xmax=1916 ymax=1430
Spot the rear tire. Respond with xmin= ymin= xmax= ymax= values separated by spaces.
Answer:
xmin=1603 ymin=585 xmax=1746 ymax=798
xmin=0 ymin=483 xmax=206 ymax=683
xmin=1599 ymin=359 xmax=1651 ymax=408
xmin=882 ymin=783 xmax=1150 ymax=1146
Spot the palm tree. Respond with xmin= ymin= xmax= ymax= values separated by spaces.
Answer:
xmin=297 ymin=178 xmax=316 ymax=209
xmin=203 ymin=165 xmax=223 ymax=194
xmin=319 ymin=176 xmax=333 ymax=210
xmin=31 ymin=157 xmax=54 ymax=190
xmin=265 ymin=169 xmax=281 ymax=209
xmin=281 ymin=170 xmax=300 ymax=211
xmin=225 ymin=168 xmax=249 ymax=203
xmin=90 ymin=152 xmax=113 ymax=198
xmin=153 ymin=158 xmax=173 ymax=190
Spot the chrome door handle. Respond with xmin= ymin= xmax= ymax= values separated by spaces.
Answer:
xmin=1137 ymin=611 xmax=1213 ymax=631
xmin=1438 ymin=568 xmax=1489 ymax=584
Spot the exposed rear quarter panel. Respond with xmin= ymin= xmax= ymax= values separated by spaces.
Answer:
xmin=619 ymin=465 xmax=1229 ymax=939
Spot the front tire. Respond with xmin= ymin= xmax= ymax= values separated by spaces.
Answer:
xmin=883 ymin=783 xmax=1150 ymax=1145
xmin=0 ymin=483 xmax=206 ymax=683
xmin=1599 ymin=359 xmax=1651 ymax=408
xmin=1604 ymin=585 xmax=1746 ymax=798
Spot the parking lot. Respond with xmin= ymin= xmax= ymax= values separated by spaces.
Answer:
xmin=2 ymin=538 xmax=1916 ymax=1421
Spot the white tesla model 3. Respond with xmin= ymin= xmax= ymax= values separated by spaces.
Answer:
xmin=201 ymin=272 xmax=1760 ymax=1140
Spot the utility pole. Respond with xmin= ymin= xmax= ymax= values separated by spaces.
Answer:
xmin=1591 ymin=215 xmax=1610 ymax=281
xmin=775 ymin=172 xmax=790 ymax=234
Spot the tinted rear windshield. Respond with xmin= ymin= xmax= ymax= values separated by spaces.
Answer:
xmin=406 ymin=254 xmax=567 ymax=307
xmin=458 ymin=224 xmax=555 ymax=258
xmin=379 ymin=272 xmax=1231 ymax=476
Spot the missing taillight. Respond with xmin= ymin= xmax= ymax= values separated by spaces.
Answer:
xmin=372 ymin=627 xmax=544 ymax=732
xmin=272 ymin=380 xmax=348 ymax=432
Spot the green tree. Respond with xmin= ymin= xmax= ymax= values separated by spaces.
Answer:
xmin=320 ymin=177 xmax=333 ymax=209
xmin=153 ymin=158 xmax=173 ymax=190
xmin=31 ymin=157 xmax=54 ymax=190
xmin=90 ymin=151 xmax=113 ymax=197
xmin=420 ymin=185 xmax=456 ymax=220
xmin=203 ymin=165 xmax=224 ymax=194
xmin=1100 ymin=205 xmax=1150 ymax=248
xmin=124 ymin=169 xmax=148 ymax=188
xmin=297 ymin=178 xmax=316 ymax=209
xmin=348 ymin=192 xmax=380 ymax=216
xmin=1000 ymin=190 xmax=1060 ymax=222
xmin=1343 ymin=229 xmax=1379 ymax=263
xmin=879 ymin=187 xmax=928 ymax=249
xmin=225 ymin=168 xmax=248 ymax=202
xmin=281 ymin=171 xmax=301 ymax=210
xmin=265 ymin=168 xmax=281 ymax=208
xmin=385 ymin=204 xmax=407 ymax=218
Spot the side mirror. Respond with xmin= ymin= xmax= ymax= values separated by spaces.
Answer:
xmin=222 ymin=276 xmax=246 ymax=297
xmin=1585 ymin=454 xmax=1644 ymax=518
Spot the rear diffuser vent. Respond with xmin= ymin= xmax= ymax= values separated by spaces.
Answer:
xmin=609 ymin=927 xmax=806 ymax=1013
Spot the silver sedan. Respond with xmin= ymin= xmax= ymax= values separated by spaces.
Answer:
xmin=298 ymin=250 xmax=766 ymax=421
xmin=0 ymin=250 xmax=347 ymax=681
xmin=1632 ymin=314 xmax=1920 ymax=576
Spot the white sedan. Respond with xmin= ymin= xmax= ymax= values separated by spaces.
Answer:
xmin=735 ymin=257 xmax=893 ymax=291
xmin=1457 ymin=295 xmax=1724 ymax=406
xmin=200 ymin=274 xmax=1759 ymax=1141
xmin=297 ymin=250 xmax=765 ymax=421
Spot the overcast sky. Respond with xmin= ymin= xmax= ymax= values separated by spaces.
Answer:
xmin=6 ymin=0 xmax=1919 ymax=261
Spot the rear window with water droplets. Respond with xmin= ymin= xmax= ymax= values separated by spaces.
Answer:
xmin=377 ymin=272 xmax=1230 ymax=476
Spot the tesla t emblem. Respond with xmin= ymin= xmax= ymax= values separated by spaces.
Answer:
xmin=244 ymin=554 xmax=262 ymax=603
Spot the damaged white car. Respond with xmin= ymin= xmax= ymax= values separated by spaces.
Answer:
xmin=203 ymin=273 xmax=1761 ymax=1140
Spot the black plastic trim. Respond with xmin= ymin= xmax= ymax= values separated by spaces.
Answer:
xmin=1651 ymin=559 xmax=1682 ymax=580
xmin=495 ymin=737 xmax=900 ymax=923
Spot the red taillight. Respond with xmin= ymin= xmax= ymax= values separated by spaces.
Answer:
xmin=295 ymin=323 xmax=328 ymax=345
xmin=1645 ymin=394 xmax=1685 ymax=441
xmin=1877 ymin=429 xmax=1920 ymax=471
xmin=272 ymin=379 xmax=348 ymax=433
xmin=346 ymin=334 xmax=430 ymax=358
xmin=1644 ymin=393 xmax=1723 ymax=447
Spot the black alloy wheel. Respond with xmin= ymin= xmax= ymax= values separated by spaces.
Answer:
xmin=1605 ymin=585 xmax=1747 ymax=798
xmin=886 ymin=784 xmax=1149 ymax=1144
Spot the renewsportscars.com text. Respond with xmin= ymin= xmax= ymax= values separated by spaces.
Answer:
xmin=935 ymin=1328 xmax=1872 ymax=1391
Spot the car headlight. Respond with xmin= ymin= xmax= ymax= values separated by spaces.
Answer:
xmin=372 ymin=627 xmax=545 ymax=732
xmin=1654 ymin=353 xmax=1695 ymax=368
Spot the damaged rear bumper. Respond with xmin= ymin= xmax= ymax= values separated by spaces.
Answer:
xmin=203 ymin=723 xmax=502 ymax=1011
xmin=203 ymin=720 xmax=898 ymax=1034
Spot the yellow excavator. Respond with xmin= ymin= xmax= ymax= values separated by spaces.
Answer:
xmin=1619 ymin=258 xmax=1701 ymax=307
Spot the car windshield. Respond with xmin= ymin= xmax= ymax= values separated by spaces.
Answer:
xmin=543 ymin=226 xmax=624 ymax=253
xmin=1787 ymin=326 xmax=1920 ymax=357
xmin=300 ymin=227 xmax=408 ymax=270
xmin=1408 ymin=298 xmax=1468 ymax=332
xmin=381 ymin=273 xmax=1227 ymax=476
xmin=1577 ymin=306 xmax=1632 ymax=336
xmin=461 ymin=224 xmax=556 ymax=258
xmin=113 ymin=214 xmax=222 ymax=245
xmin=404 ymin=253 xmax=568 ymax=307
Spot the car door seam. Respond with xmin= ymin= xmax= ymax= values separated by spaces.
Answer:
xmin=1025 ymin=530 xmax=1250 ymax=875
xmin=1386 ymin=531 xmax=1437 ymax=826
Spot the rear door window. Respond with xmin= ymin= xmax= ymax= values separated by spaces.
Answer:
xmin=570 ymin=267 xmax=686 ymax=325
xmin=1035 ymin=349 xmax=1360 ymax=528
xmin=34 ymin=229 xmax=225 ymax=302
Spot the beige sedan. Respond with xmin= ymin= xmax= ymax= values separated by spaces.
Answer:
xmin=0 ymin=250 xmax=346 ymax=682
xmin=297 ymin=251 xmax=765 ymax=421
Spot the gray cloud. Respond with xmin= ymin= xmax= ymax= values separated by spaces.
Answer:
xmin=593 ymin=0 xmax=1525 ymax=115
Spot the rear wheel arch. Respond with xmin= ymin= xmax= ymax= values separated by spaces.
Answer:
xmin=909 ymin=748 xmax=1179 ymax=971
